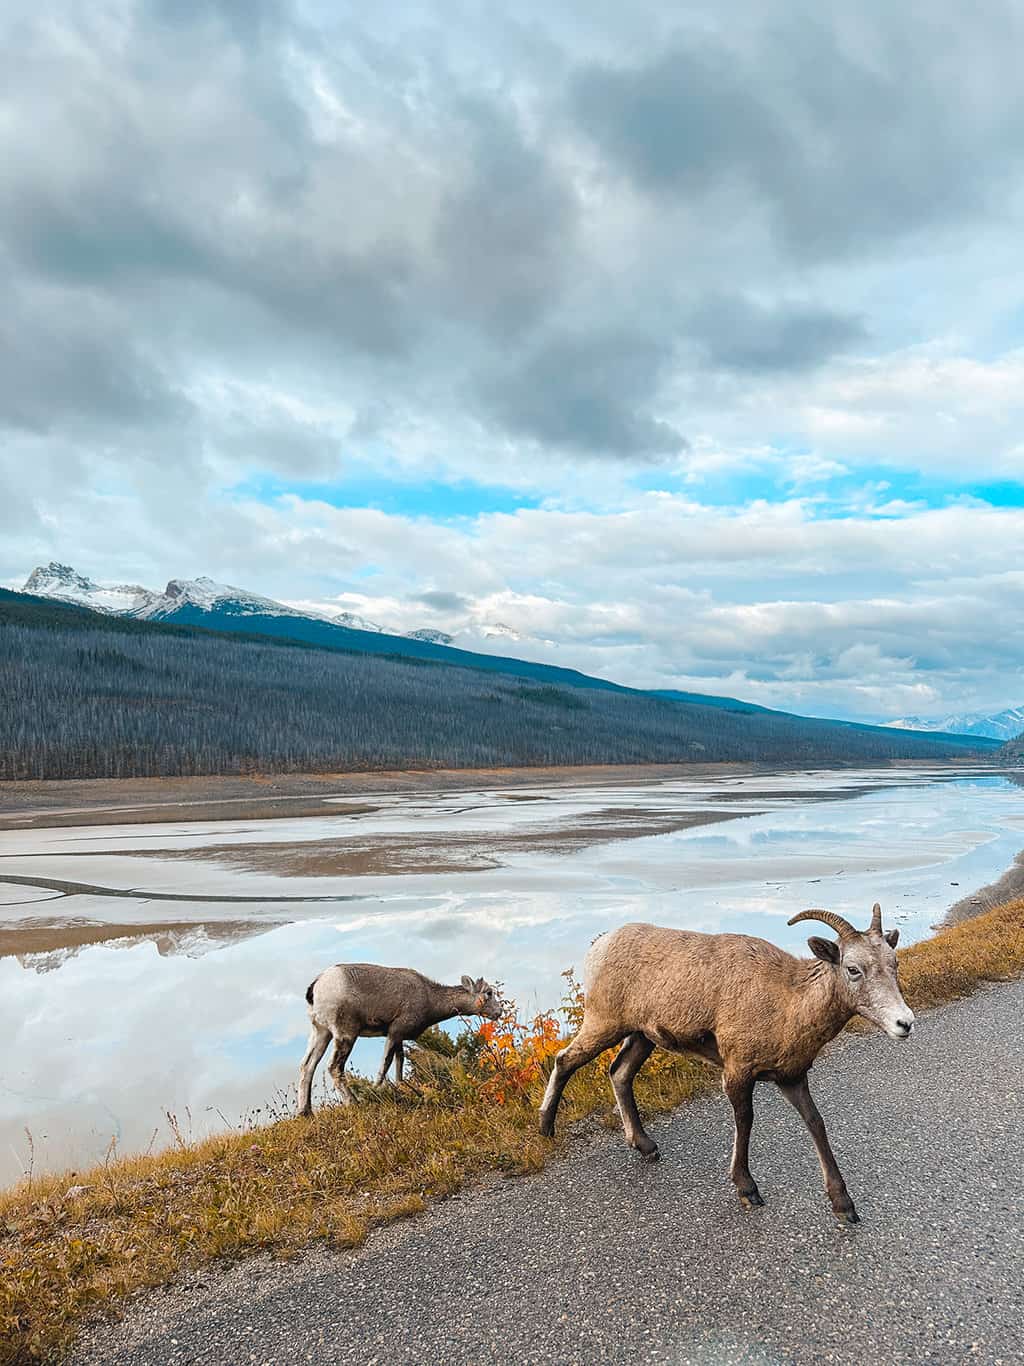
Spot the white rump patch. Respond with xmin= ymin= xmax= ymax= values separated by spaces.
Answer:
xmin=309 ymin=964 xmax=349 ymax=1024
xmin=583 ymin=931 xmax=615 ymax=993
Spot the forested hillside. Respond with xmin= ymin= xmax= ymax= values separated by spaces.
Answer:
xmin=997 ymin=735 xmax=1024 ymax=764
xmin=0 ymin=589 xmax=997 ymax=779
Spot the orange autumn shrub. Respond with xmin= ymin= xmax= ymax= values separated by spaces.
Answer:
xmin=468 ymin=967 xmax=709 ymax=1116
xmin=475 ymin=1005 xmax=563 ymax=1104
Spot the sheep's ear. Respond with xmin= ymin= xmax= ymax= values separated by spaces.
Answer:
xmin=884 ymin=928 xmax=900 ymax=948
xmin=460 ymin=975 xmax=474 ymax=991
xmin=808 ymin=936 xmax=840 ymax=965
xmin=474 ymin=977 xmax=485 ymax=992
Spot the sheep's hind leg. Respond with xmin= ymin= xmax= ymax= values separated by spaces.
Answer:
xmin=723 ymin=1072 xmax=763 ymax=1209
xmin=778 ymin=1073 xmax=858 ymax=1224
xmin=610 ymin=1033 xmax=659 ymax=1159
xmin=327 ymin=1034 xmax=357 ymax=1104
xmin=297 ymin=1024 xmax=331 ymax=1117
xmin=539 ymin=1023 xmax=623 ymax=1137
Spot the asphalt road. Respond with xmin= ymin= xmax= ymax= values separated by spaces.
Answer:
xmin=76 ymin=979 xmax=1024 ymax=1366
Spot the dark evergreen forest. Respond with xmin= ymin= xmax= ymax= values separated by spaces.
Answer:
xmin=0 ymin=590 xmax=995 ymax=779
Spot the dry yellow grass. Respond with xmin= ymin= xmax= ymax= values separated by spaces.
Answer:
xmin=3 ymin=897 xmax=1023 ymax=1366
xmin=896 ymin=894 xmax=1024 ymax=1008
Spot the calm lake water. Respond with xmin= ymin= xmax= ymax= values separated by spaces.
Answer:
xmin=1 ymin=766 xmax=1021 ymax=1184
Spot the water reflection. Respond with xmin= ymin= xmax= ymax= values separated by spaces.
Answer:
xmin=1 ymin=767 xmax=1020 ymax=1183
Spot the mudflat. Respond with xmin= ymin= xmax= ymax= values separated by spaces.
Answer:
xmin=0 ymin=917 xmax=283 ymax=960
xmin=0 ymin=763 xmax=758 ymax=829
xmin=92 ymin=808 xmax=738 ymax=878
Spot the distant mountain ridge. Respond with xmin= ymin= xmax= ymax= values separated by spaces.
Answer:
xmin=23 ymin=562 xmax=388 ymax=632
xmin=883 ymin=706 xmax=1024 ymax=743
xmin=0 ymin=585 xmax=1001 ymax=780
xmin=16 ymin=562 xmax=1010 ymax=750
xmin=21 ymin=562 xmax=516 ymax=648
xmin=16 ymin=564 xmax=653 ymax=698
xmin=18 ymin=563 xmax=1016 ymax=751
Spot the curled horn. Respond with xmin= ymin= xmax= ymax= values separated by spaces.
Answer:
xmin=869 ymin=902 xmax=883 ymax=934
xmin=787 ymin=908 xmax=858 ymax=942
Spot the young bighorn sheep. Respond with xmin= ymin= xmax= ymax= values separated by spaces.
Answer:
xmin=539 ymin=904 xmax=913 ymax=1223
xmin=298 ymin=963 xmax=502 ymax=1115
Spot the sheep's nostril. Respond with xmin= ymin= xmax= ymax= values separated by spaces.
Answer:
xmin=896 ymin=1019 xmax=913 ymax=1034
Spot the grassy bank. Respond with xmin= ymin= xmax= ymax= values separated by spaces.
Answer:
xmin=4 ymin=900 xmax=1024 ymax=1365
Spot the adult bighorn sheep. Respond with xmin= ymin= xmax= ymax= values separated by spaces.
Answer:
xmin=539 ymin=904 xmax=913 ymax=1223
xmin=298 ymin=962 xmax=502 ymax=1115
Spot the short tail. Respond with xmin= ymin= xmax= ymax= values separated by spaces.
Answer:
xmin=305 ymin=977 xmax=318 ymax=1006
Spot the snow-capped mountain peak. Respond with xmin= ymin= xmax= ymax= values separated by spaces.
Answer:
xmin=407 ymin=627 xmax=454 ymax=644
xmin=25 ymin=561 xmax=96 ymax=596
xmin=21 ymin=561 xmax=481 ymax=649
xmin=883 ymin=706 xmax=1024 ymax=743
xmin=135 ymin=576 xmax=290 ymax=620
xmin=22 ymin=562 xmax=155 ymax=614
xmin=332 ymin=609 xmax=386 ymax=633
xmin=479 ymin=621 xmax=521 ymax=641
xmin=20 ymin=561 xmax=548 ymax=662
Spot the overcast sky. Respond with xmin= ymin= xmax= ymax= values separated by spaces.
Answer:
xmin=3 ymin=0 xmax=1024 ymax=721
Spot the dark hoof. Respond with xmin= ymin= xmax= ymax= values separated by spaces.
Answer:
xmin=835 ymin=1207 xmax=860 ymax=1225
xmin=539 ymin=1116 xmax=555 ymax=1138
xmin=299 ymin=1107 xmax=313 ymax=1119
xmin=739 ymin=1190 xmax=764 ymax=1210
xmin=637 ymin=1144 xmax=660 ymax=1163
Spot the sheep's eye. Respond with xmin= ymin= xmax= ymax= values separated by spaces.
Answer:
xmin=846 ymin=965 xmax=862 ymax=979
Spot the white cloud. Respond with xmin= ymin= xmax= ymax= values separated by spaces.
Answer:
xmin=239 ymin=493 xmax=1024 ymax=719
xmin=796 ymin=347 xmax=1024 ymax=474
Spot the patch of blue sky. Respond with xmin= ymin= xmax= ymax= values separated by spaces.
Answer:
xmin=631 ymin=461 xmax=1024 ymax=514
xmin=230 ymin=472 xmax=541 ymax=521
xmin=230 ymin=461 xmax=1023 ymax=523
xmin=837 ymin=469 xmax=1024 ymax=512
xmin=951 ymin=479 xmax=1024 ymax=508
xmin=805 ymin=473 xmax=1024 ymax=518
xmin=629 ymin=468 xmax=787 ymax=505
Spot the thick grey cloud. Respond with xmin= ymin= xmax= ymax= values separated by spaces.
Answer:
xmin=4 ymin=0 xmax=934 ymax=478
xmin=477 ymin=328 xmax=685 ymax=458
xmin=0 ymin=276 xmax=192 ymax=436
xmin=6 ymin=0 xmax=1023 ymax=482
xmin=432 ymin=99 xmax=579 ymax=337
xmin=571 ymin=42 xmax=785 ymax=200
xmin=570 ymin=6 xmax=1024 ymax=262
xmin=691 ymin=296 xmax=866 ymax=374
xmin=416 ymin=591 xmax=470 ymax=613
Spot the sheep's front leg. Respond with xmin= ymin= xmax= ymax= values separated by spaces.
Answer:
xmin=376 ymin=1033 xmax=407 ymax=1086
xmin=609 ymin=1033 xmax=659 ymax=1158
xmin=778 ymin=1073 xmax=858 ymax=1224
xmin=375 ymin=1042 xmax=397 ymax=1086
xmin=723 ymin=1073 xmax=763 ymax=1209
xmin=539 ymin=1024 xmax=623 ymax=1137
